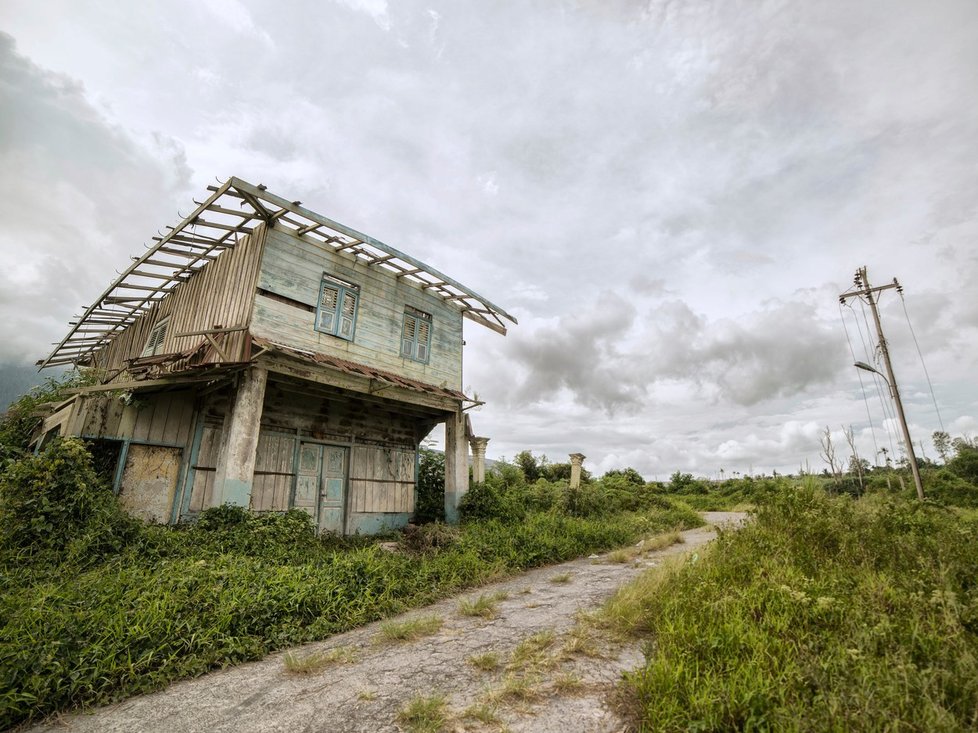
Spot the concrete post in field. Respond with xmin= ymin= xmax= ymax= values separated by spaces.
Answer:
xmin=213 ymin=366 xmax=267 ymax=507
xmin=469 ymin=437 xmax=490 ymax=483
xmin=444 ymin=410 xmax=469 ymax=523
xmin=569 ymin=453 xmax=586 ymax=489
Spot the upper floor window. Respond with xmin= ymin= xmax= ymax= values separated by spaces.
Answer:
xmin=140 ymin=317 xmax=169 ymax=358
xmin=401 ymin=307 xmax=432 ymax=363
xmin=315 ymin=275 xmax=359 ymax=341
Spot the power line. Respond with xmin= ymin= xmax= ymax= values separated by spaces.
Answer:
xmin=899 ymin=291 xmax=946 ymax=434
xmin=839 ymin=301 xmax=881 ymax=462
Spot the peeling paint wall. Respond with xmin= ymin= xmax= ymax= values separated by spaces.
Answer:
xmin=118 ymin=444 xmax=182 ymax=523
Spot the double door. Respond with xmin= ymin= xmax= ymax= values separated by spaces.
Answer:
xmin=295 ymin=442 xmax=348 ymax=534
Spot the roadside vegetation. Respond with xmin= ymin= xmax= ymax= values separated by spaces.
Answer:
xmin=0 ymin=397 xmax=700 ymax=728
xmin=603 ymin=481 xmax=978 ymax=731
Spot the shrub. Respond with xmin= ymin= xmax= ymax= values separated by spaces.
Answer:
xmin=0 ymin=372 xmax=93 ymax=461
xmin=414 ymin=448 xmax=445 ymax=524
xmin=0 ymin=438 xmax=139 ymax=565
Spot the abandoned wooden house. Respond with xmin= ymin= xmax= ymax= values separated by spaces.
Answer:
xmin=36 ymin=176 xmax=515 ymax=534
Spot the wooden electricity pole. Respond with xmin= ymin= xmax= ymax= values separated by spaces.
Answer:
xmin=840 ymin=267 xmax=925 ymax=500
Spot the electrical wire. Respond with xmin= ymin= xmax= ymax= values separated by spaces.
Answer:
xmin=854 ymin=296 xmax=898 ymax=461
xmin=899 ymin=291 xmax=946 ymax=433
xmin=839 ymin=301 xmax=880 ymax=462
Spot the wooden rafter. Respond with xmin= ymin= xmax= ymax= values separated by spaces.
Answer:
xmin=41 ymin=176 xmax=517 ymax=369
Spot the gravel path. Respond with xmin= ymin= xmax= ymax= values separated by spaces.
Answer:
xmin=31 ymin=512 xmax=746 ymax=733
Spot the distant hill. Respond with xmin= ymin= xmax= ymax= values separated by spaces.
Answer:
xmin=0 ymin=363 xmax=66 ymax=412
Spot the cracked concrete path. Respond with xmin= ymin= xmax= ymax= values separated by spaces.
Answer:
xmin=30 ymin=512 xmax=746 ymax=733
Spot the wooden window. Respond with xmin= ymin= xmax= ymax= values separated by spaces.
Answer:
xmin=401 ymin=307 xmax=432 ymax=363
xmin=139 ymin=317 xmax=169 ymax=357
xmin=315 ymin=275 xmax=359 ymax=341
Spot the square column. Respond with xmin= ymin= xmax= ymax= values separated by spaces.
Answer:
xmin=569 ymin=453 xmax=586 ymax=489
xmin=469 ymin=437 xmax=490 ymax=483
xmin=214 ymin=366 xmax=268 ymax=507
xmin=444 ymin=409 xmax=469 ymax=523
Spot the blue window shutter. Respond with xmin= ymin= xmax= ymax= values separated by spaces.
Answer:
xmin=318 ymin=283 xmax=339 ymax=333
xmin=338 ymin=289 xmax=357 ymax=339
xmin=401 ymin=313 xmax=417 ymax=357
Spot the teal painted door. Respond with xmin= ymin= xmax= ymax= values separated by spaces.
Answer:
xmin=295 ymin=442 xmax=347 ymax=534
xmin=319 ymin=446 xmax=347 ymax=534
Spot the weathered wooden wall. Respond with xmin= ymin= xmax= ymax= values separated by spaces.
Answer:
xmin=183 ymin=378 xmax=421 ymax=531
xmin=71 ymin=390 xmax=196 ymax=446
xmin=90 ymin=226 xmax=267 ymax=374
xmin=251 ymin=227 xmax=464 ymax=389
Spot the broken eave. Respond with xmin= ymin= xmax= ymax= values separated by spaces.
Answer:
xmin=40 ymin=177 xmax=517 ymax=369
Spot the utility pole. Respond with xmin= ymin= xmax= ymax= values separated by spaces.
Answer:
xmin=840 ymin=267 xmax=925 ymax=500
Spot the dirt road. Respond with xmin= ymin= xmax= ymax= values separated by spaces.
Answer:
xmin=31 ymin=512 xmax=745 ymax=733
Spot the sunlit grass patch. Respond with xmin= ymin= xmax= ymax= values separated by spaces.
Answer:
xmin=376 ymin=615 xmax=443 ymax=643
xmin=458 ymin=590 xmax=509 ymax=619
xmin=549 ymin=572 xmax=572 ymax=584
xmin=282 ymin=645 xmax=358 ymax=674
xmin=396 ymin=693 xmax=450 ymax=733
xmin=468 ymin=651 xmax=501 ymax=672
xmin=509 ymin=630 xmax=557 ymax=671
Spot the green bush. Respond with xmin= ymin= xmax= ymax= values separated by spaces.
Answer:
xmin=413 ymin=447 xmax=445 ymax=524
xmin=0 ymin=438 xmax=139 ymax=565
xmin=0 ymin=372 xmax=92 ymax=461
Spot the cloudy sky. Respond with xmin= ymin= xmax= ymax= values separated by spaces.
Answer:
xmin=1 ymin=0 xmax=976 ymax=478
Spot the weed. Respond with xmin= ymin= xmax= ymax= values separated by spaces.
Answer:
xmin=549 ymin=572 xmax=572 ymax=584
xmin=458 ymin=591 xmax=508 ymax=619
xmin=485 ymin=673 xmax=542 ymax=705
xmin=462 ymin=703 xmax=499 ymax=723
xmin=553 ymin=673 xmax=584 ymax=694
xmin=640 ymin=529 xmax=683 ymax=551
xmin=283 ymin=646 xmax=357 ymax=674
xmin=396 ymin=693 xmax=450 ymax=733
xmin=377 ymin=615 xmax=443 ymax=643
xmin=468 ymin=652 xmax=501 ymax=671
xmin=357 ymin=689 xmax=377 ymax=701
xmin=509 ymin=630 xmax=557 ymax=671
xmin=606 ymin=548 xmax=636 ymax=564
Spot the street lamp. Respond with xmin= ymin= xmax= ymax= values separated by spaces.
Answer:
xmin=853 ymin=361 xmax=925 ymax=500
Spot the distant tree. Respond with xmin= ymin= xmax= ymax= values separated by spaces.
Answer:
xmin=603 ymin=467 xmax=645 ymax=486
xmin=819 ymin=426 xmax=842 ymax=480
xmin=513 ymin=450 xmax=540 ymax=482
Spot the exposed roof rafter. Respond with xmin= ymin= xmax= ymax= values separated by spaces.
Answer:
xmin=40 ymin=176 xmax=516 ymax=368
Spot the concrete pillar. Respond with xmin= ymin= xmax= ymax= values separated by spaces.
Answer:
xmin=444 ymin=410 xmax=469 ymax=523
xmin=214 ymin=366 xmax=268 ymax=507
xmin=469 ymin=437 xmax=490 ymax=483
xmin=569 ymin=453 xmax=586 ymax=489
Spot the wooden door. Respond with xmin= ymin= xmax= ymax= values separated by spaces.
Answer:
xmin=295 ymin=442 xmax=322 ymax=519
xmin=319 ymin=446 xmax=347 ymax=534
xmin=119 ymin=444 xmax=182 ymax=523
xmin=295 ymin=442 xmax=348 ymax=534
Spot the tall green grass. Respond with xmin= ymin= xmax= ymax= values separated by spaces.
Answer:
xmin=0 ymin=439 xmax=701 ymax=728
xmin=610 ymin=485 xmax=978 ymax=731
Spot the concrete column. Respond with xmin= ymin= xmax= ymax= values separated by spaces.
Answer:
xmin=444 ymin=410 xmax=469 ymax=523
xmin=214 ymin=366 xmax=268 ymax=507
xmin=469 ymin=437 xmax=490 ymax=483
xmin=569 ymin=453 xmax=586 ymax=489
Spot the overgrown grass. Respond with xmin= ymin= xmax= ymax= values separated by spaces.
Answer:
xmin=606 ymin=486 xmax=978 ymax=731
xmin=376 ymin=615 xmax=444 ymax=643
xmin=396 ymin=693 xmax=450 ymax=733
xmin=0 ymin=439 xmax=702 ymax=729
xmin=282 ymin=645 xmax=358 ymax=674
xmin=458 ymin=590 xmax=508 ymax=619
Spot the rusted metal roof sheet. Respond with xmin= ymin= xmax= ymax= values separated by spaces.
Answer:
xmin=252 ymin=336 xmax=469 ymax=402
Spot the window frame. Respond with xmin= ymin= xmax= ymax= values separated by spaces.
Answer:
xmin=400 ymin=306 xmax=432 ymax=364
xmin=139 ymin=317 xmax=170 ymax=358
xmin=314 ymin=274 xmax=360 ymax=341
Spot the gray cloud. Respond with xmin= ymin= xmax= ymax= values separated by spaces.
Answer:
xmin=2 ymin=0 xmax=976 ymax=476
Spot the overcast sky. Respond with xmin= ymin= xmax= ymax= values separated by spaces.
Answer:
xmin=1 ymin=0 xmax=976 ymax=478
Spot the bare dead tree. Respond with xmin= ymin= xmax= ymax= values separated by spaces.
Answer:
xmin=819 ymin=426 xmax=842 ymax=481
xmin=843 ymin=424 xmax=864 ymax=495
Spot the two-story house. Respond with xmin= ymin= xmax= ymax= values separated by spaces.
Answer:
xmin=36 ymin=177 xmax=515 ymax=534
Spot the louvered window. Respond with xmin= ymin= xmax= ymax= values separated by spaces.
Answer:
xmin=139 ymin=318 xmax=169 ymax=358
xmin=315 ymin=276 xmax=359 ymax=341
xmin=401 ymin=308 xmax=432 ymax=363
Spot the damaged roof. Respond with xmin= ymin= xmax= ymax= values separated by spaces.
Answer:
xmin=40 ymin=176 xmax=517 ymax=368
